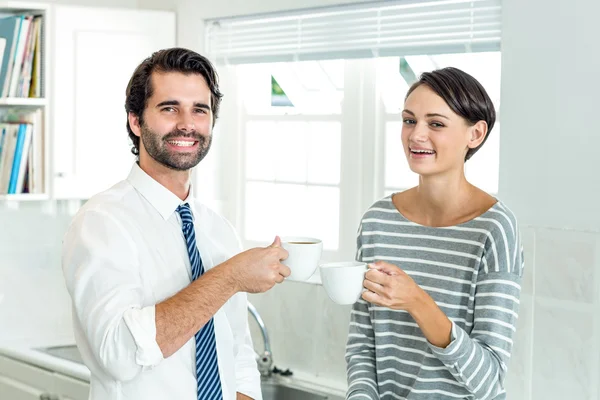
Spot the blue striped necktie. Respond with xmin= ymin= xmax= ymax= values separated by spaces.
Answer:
xmin=177 ymin=203 xmax=223 ymax=400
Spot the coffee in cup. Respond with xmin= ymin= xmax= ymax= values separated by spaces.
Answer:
xmin=281 ymin=236 xmax=323 ymax=281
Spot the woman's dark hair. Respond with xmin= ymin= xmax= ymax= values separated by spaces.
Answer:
xmin=405 ymin=67 xmax=496 ymax=161
xmin=125 ymin=47 xmax=223 ymax=156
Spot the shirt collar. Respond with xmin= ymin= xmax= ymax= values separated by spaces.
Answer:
xmin=127 ymin=162 xmax=194 ymax=221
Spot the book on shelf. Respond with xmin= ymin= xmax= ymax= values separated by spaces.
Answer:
xmin=0 ymin=13 xmax=43 ymax=99
xmin=0 ymin=108 xmax=43 ymax=195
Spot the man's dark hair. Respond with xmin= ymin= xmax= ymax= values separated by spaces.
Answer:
xmin=406 ymin=67 xmax=496 ymax=161
xmin=125 ymin=48 xmax=223 ymax=156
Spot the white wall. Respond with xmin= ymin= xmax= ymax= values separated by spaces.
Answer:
xmin=0 ymin=202 xmax=76 ymax=344
xmin=499 ymin=0 xmax=600 ymax=232
xmin=499 ymin=0 xmax=600 ymax=399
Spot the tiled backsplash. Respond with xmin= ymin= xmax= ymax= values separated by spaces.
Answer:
xmin=0 ymin=202 xmax=75 ymax=344
xmin=248 ymin=281 xmax=351 ymax=385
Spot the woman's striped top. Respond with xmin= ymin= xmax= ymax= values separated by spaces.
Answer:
xmin=346 ymin=195 xmax=524 ymax=400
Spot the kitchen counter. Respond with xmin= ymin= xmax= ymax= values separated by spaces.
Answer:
xmin=267 ymin=370 xmax=346 ymax=398
xmin=0 ymin=341 xmax=347 ymax=398
xmin=0 ymin=340 xmax=90 ymax=382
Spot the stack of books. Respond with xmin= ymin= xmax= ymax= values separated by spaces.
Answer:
xmin=0 ymin=14 xmax=43 ymax=98
xmin=0 ymin=109 xmax=43 ymax=194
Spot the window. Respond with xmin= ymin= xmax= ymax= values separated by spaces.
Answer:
xmin=223 ymin=52 xmax=500 ymax=259
xmin=238 ymin=61 xmax=344 ymax=115
xmin=206 ymin=0 xmax=503 ymax=266
xmin=237 ymin=61 xmax=344 ymax=251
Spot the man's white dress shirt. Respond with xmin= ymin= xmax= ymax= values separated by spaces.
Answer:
xmin=62 ymin=163 xmax=261 ymax=400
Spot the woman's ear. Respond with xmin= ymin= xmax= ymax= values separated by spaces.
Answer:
xmin=467 ymin=120 xmax=488 ymax=150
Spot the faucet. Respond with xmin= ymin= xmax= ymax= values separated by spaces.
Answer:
xmin=247 ymin=302 xmax=273 ymax=377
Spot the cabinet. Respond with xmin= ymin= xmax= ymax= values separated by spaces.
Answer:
xmin=52 ymin=373 xmax=89 ymax=400
xmin=0 ymin=375 xmax=48 ymax=400
xmin=0 ymin=355 xmax=90 ymax=400
xmin=51 ymin=5 xmax=176 ymax=199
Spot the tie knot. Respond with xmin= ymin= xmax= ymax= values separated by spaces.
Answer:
xmin=176 ymin=203 xmax=194 ymax=225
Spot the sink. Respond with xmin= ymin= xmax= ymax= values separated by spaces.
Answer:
xmin=261 ymin=379 xmax=344 ymax=400
xmin=36 ymin=345 xmax=83 ymax=365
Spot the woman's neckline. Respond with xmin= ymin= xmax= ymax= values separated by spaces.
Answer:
xmin=387 ymin=193 xmax=500 ymax=228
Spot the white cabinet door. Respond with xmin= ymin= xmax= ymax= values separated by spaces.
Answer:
xmin=0 ymin=355 xmax=55 ymax=399
xmin=52 ymin=372 xmax=89 ymax=400
xmin=51 ymin=6 xmax=176 ymax=199
xmin=0 ymin=376 xmax=49 ymax=400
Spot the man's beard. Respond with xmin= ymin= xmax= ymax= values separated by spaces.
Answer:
xmin=140 ymin=123 xmax=212 ymax=171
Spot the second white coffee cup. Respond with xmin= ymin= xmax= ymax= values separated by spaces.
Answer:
xmin=281 ymin=236 xmax=323 ymax=281
xmin=319 ymin=261 xmax=367 ymax=305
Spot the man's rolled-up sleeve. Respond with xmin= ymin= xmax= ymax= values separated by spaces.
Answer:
xmin=62 ymin=209 xmax=164 ymax=382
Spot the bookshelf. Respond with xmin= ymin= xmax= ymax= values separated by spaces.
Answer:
xmin=0 ymin=193 xmax=46 ymax=201
xmin=0 ymin=2 xmax=49 ymax=201
xmin=0 ymin=97 xmax=46 ymax=107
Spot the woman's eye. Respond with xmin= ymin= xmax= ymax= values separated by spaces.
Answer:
xmin=430 ymin=122 xmax=445 ymax=128
xmin=403 ymin=118 xmax=415 ymax=125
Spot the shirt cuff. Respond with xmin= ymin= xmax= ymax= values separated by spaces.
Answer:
xmin=235 ymin=368 xmax=262 ymax=400
xmin=123 ymin=305 xmax=164 ymax=367
xmin=233 ymin=347 xmax=262 ymax=399
xmin=236 ymin=388 xmax=262 ymax=400
xmin=428 ymin=321 xmax=469 ymax=365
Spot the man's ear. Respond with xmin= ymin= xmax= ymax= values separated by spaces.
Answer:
xmin=128 ymin=112 xmax=142 ymax=137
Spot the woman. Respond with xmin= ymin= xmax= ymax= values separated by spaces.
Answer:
xmin=346 ymin=67 xmax=522 ymax=400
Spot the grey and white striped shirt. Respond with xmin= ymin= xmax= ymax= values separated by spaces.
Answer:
xmin=346 ymin=196 xmax=523 ymax=400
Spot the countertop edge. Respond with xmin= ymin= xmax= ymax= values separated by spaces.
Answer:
xmin=0 ymin=344 xmax=348 ymax=397
xmin=0 ymin=345 xmax=91 ymax=382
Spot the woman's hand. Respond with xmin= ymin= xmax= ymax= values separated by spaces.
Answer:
xmin=362 ymin=261 xmax=452 ymax=348
xmin=362 ymin=261 xmax=425 ymax=312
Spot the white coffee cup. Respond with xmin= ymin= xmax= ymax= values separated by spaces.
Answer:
xmin=281 ymin=237 xmax=323 ymax=281
xmin=319 ymin=261 xmax=367 ymax=305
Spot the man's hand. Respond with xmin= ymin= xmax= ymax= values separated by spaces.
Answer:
xmin=237 ymin=392 xmax=253 ymax=400
xmin=225 ymin=236 xmax=291 ymax=293
xmin=156 ymin=236 xmax=290 ymax=357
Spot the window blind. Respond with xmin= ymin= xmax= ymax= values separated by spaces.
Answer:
xmin=205 ymin=0 xmax=502 ymax=64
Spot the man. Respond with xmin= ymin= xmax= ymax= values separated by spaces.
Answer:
xmin=62 ymin=47 xmax=290 ymax=400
